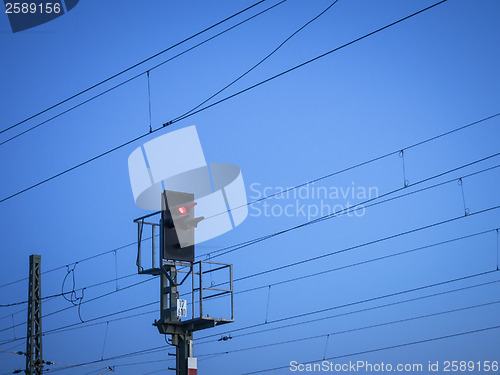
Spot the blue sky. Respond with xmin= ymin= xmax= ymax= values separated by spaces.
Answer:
xmin=1 ymin=0 xmax=500 ymax=374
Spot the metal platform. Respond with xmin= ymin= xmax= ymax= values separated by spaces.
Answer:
xmin=154 ymin=316 xmax=234 ymax=335
xmin=134 ymin=211 xmax=234 ymax=335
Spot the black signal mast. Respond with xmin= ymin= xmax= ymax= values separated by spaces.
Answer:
xmin=134 ymin=190 xmax=234 ymax=375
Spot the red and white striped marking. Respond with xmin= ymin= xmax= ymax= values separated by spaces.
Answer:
xmin=188 ymin=357 xmax=197 ymax=375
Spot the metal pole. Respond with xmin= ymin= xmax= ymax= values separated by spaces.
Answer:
xmin=26 ymin=254 xmax=43 ymax=375
xmin=191 ymin=263 xmax=195 ymax=320
xmin=176 ymin=333 xmax=193 ymax=375
xmin=152 ymin=225 xmax=156 ymax=269
xmin=199 ymin=262 xmax=203 ymax=318
xmin=230 ymin=264 xmax=234 ymax=321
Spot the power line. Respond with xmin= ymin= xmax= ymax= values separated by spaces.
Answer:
xmin=0 ymin=0 xmax=268 ymax=136
xmin=6 ymin=222 xmax=497 ymax=342
xmin=0 ymin=0 xmax=452 ymax=205
xmin=0 ymin=349 xmax=110 ymax=372
xmin=199 ymin=278 xmax=500 ymax=344
xmin=127 ymin=295 xmax=500 ymax=368
xmin=174 ymin=0 xmax=340 ymax=121
xmin=240 ymin=324 xmax=500 ymax=374
xmin=198 ymin=269 xmax=500 ymax=343
xmin=168 ymin=0 xmax=449 ymax=125
xmin=0 ymin=0 xmax=288 ymax=147
xmin=113 ymin=297 xmax=500 ymax=368
xmin=1 ymin=110 xmax=498 ymax=292
xmin=3 ymin=225 xmax=498 ymax=346
xmin=0 ymin=272 xmax=138 ymax=308
xmin=43 ymin=305 xmax=157 ymax=336
xmin=230 ymin=226 xmax=498 ymax=289
xmin=0 ymin=110 xmax=495 ymax=294
xmin=0 ymin=126 xmax=497 ymax=336
xmin=0 ymin=308 xmax=26 ymax=321
xmin=182 ymin=158 xmax=500 ymax=261
xmin=0 ymin=237 xmax=143 ymax=290
xmin=1 ymin=173 xmax=498 ymax=338
xmin=39 ymin=271 xmax=500 ymax=371
xmin=190 ymin=300 xmax=500 ymax=359
xmin=208 ymin=155 xmax=500 ymax=259
xmin=0 ymin=304 xmax=158 ymax=347
xmin=0 ymin=157 xmax=498 ymax=339
xmin=37 ymin=224 xmax=497 ymax=338
xmin=0 ymin=277 xmax=155 ymax=333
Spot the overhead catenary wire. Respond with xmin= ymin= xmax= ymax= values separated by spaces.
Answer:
xmin=5 ymin=223 xmax=497 ymax=341
xmin=140 ymin=310 xmax=500 ymax=374
xmin=0 ymin=109 xmax=497 ymax=293
xmin=1 ymin=162 xmax=498 ymax=336
xmin=123 ymin=290 xmax=500 ymax=365
xmin=197 ymin=269 xmax=500 ymax=344
xmin=0 ymin=0 xmax=451 ymax=204
xmin=239 ymin=324 xmax=500 ymax=375
xmin=198 ymin=277 xmax=500 ymax=344
xmin=0 ymin=350 xmax=110 ymax=371
xmin=13 ymin=229 xmax=496 ymax=335
xmin=174 ymin=0 xmax=340 ymax=121
xmin=1 ymin=157 xmax=498 ymax=343
xmin=207 ymin=154 xmax=500 ymax=260
xmin=191 ymin=299 xmax=500 ymax=359
xmin=0 ymin=302 xmax=159 ymax=347
xmin=0 ymin=277 xmax=155 ymax=333
xmin=168 ymin=0 xmax=449 ymax=125
xmin=0 ymin=236 xmax=143 ymax=290
xmin=228 ymin=226 xmax=499 ymax=291
xmin=0 ymin=272 xmax=138 ymax=308
xmin=0 ymin=0 xmax=288 ymax=147
xmin=0 ymin=0 xmax=268 ymax=136
xmin=3 ymin=217 xmax=498 ymax=346
xmin=38 ymin=282 xmax=500 ymax=371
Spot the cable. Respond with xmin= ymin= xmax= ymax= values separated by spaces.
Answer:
xmin=39 ymin=285 xmax=500 ymax=373
xmin=3 ymin=228 xmax=498 ymax=346
xmin=168 ymin=0 xmax=449 ymax=125
xmin=6 ymin=223 xmax=496 ymax=341
xmin=208 ymin=155 xmax=500 ymax=260
xmin=0 ymin=237 xmax=143 ymax=289
xmin=0 ymin=110 xmax=498 ymax=290
xmin=0 ymin=0 xmax=452 ymax=204
xmin=198 ymin=278 xmax=500 ymax=344
xmin=43 ymin=301 xmax=157 ymax=336
xmin=2 ymin=191 xmax=498 ymax=339
xmin=193 ymin=300 xmax=500 ymax=359
xmin=45 ymin=345 xmax=170 ymax=373
xmin=197 ymin=269 xmax=500 ymax=343
xmin=0 ymin=1 xmax=288 ymax=147
xmin=45 ymin=253 xmax=500 ymax=340
xmin=0 ymin=350 xmax=109 ymax=371
xmin=0 ymin=128 xmax=497 ymax=322
xmin=0 ymin=304 xmax=158 ymax=347
xmin=229 ymin=227 xmax=498 ymax=291
xmin=1 ymin=110 xmax=498 ymax=292
xmin=0 ymin=277 xmax=155 ymax=333
xmin=0 ymin=0 xmax=267 ymax=135
xmin=0 ymin=273 xmax=138 ymax=308
xmin=174 ymin=0 xmax=340 ymax=121
xmin=240 ymin=324 xmax=500 ymax=375
xmin=1 ymin=156 xmax=498 ymax=335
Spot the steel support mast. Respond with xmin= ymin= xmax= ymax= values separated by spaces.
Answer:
xmin=135 ymin=190 xmax=234 ymax=375
xmin=25 ymin=254 xmax=43 ymax=375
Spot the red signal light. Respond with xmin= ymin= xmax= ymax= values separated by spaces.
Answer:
xmin=178 ymin=206 xmax=187 ymax=215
